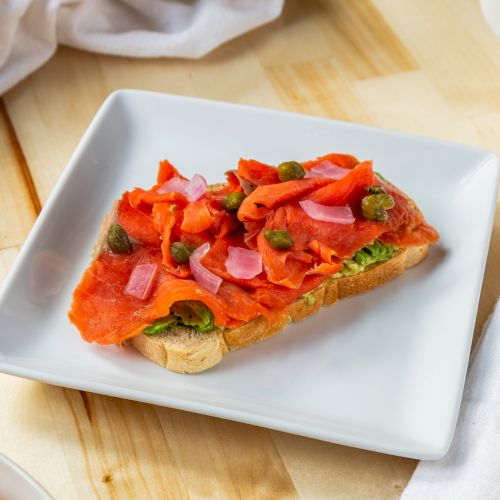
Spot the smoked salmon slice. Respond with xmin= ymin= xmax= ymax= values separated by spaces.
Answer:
xmin=301 ymin=153 xmax=359 ymax=170
xmin=180 ymin=199 xmax=217 ymax=233
xmin=237 ymin=177 xmax=332 ymax=221
xmin=305 ymin=161 xmax=376 ymax=210
xmin=237 ymin=158 xmax=279 ymax=186
xmin=69 ymin=154 xmax=439 ymax=346
xmin=157 ymin=159 xmax=185 ymax=183
xmin=152 ymin=202 xmax=190 ymax=278
xmin=116 ymin=196 xmax=161 ymax=248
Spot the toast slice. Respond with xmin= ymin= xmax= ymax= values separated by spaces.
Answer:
xmin=130 ymin=244 xmax=428 ymax=373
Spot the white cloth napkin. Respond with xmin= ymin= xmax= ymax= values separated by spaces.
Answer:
xmin=402 ymin=300 xmax=500 ymax=500
xmin=0 ymin=0 xmax=284 ymax=95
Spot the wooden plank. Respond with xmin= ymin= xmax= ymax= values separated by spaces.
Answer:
xmin=317 ymin=0 xmax=417 ymax=80
xmin=0 ymin=103 xmax=37 ymax=248
xmin=255 ymin=0 xmax=417 ymax=79
xmin=36 ymin=387 xmax=298 ymax=499
xmin=159 ymin=411 xmax=298 ymax=499
xmin=272 ymin=432 xmax=416 ymax=500
xmin=354 ymin=70 xmax=470 ymax=139
xmin=40 ymin=387 xmax=192 ymax=499
xmin=265 ymin=59 xmax=370 ymax=122
xmin=248 ymin=0 xmax=337 ymax=67
xmin=0 ymin=247 xmax=18 ymax=284
xmin=0 ymin=375 xmax=80 ymax=499
xmin=373 ymin=0 xmax=500 ymax=115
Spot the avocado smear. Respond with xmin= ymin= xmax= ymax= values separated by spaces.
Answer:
xmin=301 ymin=291 xmax=315 ymax=305
xmin=335 ymin=240 xmax=399 ymax=278
xmin=143 ymin=300 xmax=215 ymax=335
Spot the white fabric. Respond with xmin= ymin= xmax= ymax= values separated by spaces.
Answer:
xmin=402 ymin=300 xmax=500 ymax=500
xmin=0 ymin=0 xmax=284 ymax=95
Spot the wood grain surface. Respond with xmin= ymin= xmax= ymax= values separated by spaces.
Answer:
xmin=1 ymin=0 xmax=499 ymax=498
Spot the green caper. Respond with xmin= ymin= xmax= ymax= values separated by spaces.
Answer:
xmin=365 ymin=184 xmax=386 ymax=195
xmin=379 ymin=194 xmax=395 ymax=209
xmin=277 ymin=161 xmax=305 ymax=182
xmin=170 ymin=242 xmax=197 ymax=264
xmin=264 ymin=230 xmax=294 ymax=250
xmin=107 ymin=223 xmax=131 ymax=253
xmin=222 ymin=191 xmax=246 ymax=212
xmin=361 ymin=193 xmax=395 ymax=222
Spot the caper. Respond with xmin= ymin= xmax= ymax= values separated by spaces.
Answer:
xmin=365 ymin=184 xmax=386 ymax=194
xmin=379 ymin=194 xmax=395 ymax=209
xmin=170 ymin=242 xmax=197 ymax=264
xmin=107 ymin=223 xmax=131 ymax=253
xmin=222 ymin=191 xmax=246 ymax=212
xmin=361 ymin=193 xmax=395 ymax=222
xmin=264 ymin=230 xmax=294 ymax=250
xmin=277 ymin=161 xmax=305 ymax=182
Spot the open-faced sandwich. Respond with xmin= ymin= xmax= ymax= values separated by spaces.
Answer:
xmin=69 ymin=154 xmax=439 ymax=373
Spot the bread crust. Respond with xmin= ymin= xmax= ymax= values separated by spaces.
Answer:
xmin=131 ymin=327 xmax=228 ymax=374
xmin=94 ymin=202 xmax=431 ymax=373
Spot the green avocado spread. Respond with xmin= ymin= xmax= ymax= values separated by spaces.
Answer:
xmin=335 ymin=240 xmax=399 ymax=278
xmin=143 ymin=300 xmax=215 ymax=335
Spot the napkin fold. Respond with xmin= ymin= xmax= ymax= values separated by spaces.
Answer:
xmin=402 ymin=300 xmax=500 ymax=500
xmin=0 ymin=0 xmax=284 ymax=95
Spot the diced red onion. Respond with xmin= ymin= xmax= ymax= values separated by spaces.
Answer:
xmin=191 ymin=242 xmax=210 ymax=261
xmin=190 ymin=242 xmax=222 ymax=294
xmin=225 ymin=246 xmax=263 ymax=280
xmin=157 ymin=177 xmax=189 ymax=195
xmin=185 ymin=174 xmax=207 ymax=202
xmin=125 ymin=263 xmax=158 ymax=300
xmin=299 ymin=200 xmax=355 ymax=224
xmin=157 ymin=174 xmax=207 ymax=202
xmin=305 ymin=160 xmax=350 ymax=180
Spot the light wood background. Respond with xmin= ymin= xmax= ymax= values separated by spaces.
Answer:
xmin=1 ymin=0 xmax=499 ymax=498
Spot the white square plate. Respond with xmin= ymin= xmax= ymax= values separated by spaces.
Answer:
xmin=0 ymin=90 xmax=498 ymax=459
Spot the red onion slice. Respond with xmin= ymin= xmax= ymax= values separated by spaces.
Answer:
xmin=190 ymin=242 xmax=222 ymax=294
xmin=125 ymin=263 xmax=158 ymax=300
xmin=185 ymin=174 xmax=207 ymax=202
xmin=299 ymin=200 xmax=355 ymax=224
xmin=157 ymin=177 xmax=189 ymax=195
xmin=191 ymin=242 xmax=210 ymax=261
xmin=305 ymin=160 xmax=350 ymax=180
xmin=225 ymin=246 xmax=263 ymax=280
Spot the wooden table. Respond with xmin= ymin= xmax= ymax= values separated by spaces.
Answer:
xmin=1 ymin=1 xmax=499 ymax=497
